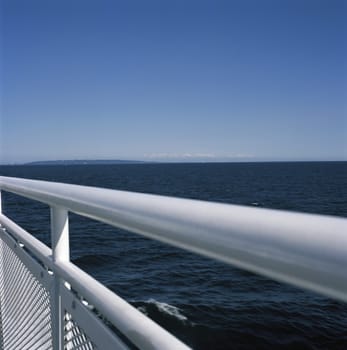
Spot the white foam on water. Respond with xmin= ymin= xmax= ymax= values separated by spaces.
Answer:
xmin=141 ymin=298 xmax=188 ymax=321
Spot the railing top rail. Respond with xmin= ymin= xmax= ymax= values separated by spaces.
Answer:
xmin=1 ymin=175 xmax=347 ymax=303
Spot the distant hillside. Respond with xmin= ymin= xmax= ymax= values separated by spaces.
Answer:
xmin=26 ymin=159 xmax=146 ymax=165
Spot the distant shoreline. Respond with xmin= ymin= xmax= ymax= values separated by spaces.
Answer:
xmin=24 ymin=159 xmax=147 ymax=166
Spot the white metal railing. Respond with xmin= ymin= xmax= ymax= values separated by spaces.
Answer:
xmin=0 ymin=176 xmax=346 ymax=349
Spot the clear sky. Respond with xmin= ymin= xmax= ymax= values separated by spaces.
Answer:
xmin=1 ymin=0 xmax=346 ymax=163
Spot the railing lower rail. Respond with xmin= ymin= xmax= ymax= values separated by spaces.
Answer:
xmin=0 ymin=176 xmax=346 ymax=349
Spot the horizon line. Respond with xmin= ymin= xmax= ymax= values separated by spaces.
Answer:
xmin=1 ymin=158 xmax=346 ymax=166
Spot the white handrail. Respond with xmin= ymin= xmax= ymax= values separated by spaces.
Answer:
xmin=1 ymin=175 xmax=347 ymax=303
xmin=1 ymin=176 xmax=347 ymax=303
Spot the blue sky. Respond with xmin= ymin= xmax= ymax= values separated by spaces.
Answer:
xmin=1 ymin=0 xmax=346 ymax=163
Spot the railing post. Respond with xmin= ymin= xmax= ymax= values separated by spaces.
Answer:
xmin=50 ymin=206 xmax=70 ymax=350
xmin=0 ymin=190 xmax=4 ymax=348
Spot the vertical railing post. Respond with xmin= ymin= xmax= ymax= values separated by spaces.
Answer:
xmin=0 ymin=190 xmax=4 ymax=348
xmin=50 ymin=206 xmax=70 ymax=350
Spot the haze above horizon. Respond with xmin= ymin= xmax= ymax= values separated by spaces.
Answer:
xmin=1 ymin=0 xmax=346 ymax=163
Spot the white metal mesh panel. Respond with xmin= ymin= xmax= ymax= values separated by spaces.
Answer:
xmin=64 ymin=311 xmax=96 ymax=350
xmin=0 ymin=237 xmax=53 ymax=350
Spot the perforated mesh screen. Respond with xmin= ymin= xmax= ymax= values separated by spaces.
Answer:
xmin=0 ymin=237 xmax=53 ymax=350
xmin=64 ymin=312 xmax=96 ymax=350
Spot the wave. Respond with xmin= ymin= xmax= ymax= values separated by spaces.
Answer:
xmin=135 ymin=299 xmax=188 ymax=323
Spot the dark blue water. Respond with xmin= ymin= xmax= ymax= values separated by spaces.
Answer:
xmin=1 ymin=162 xmax=347 ymax=349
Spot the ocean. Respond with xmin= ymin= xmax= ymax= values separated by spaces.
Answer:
xmin=1 ymin=162 xmax=347 ymax=349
